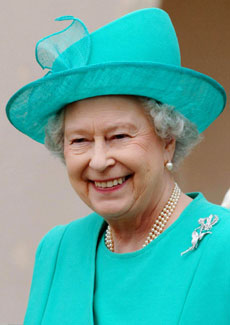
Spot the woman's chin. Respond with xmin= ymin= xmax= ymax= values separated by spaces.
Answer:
xmin=90 ymin=201 xmax=131 ymax=219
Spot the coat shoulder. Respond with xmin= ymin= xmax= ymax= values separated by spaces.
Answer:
xmin=200 ymin=199 xmax=230 ymax=250
xmin=37 ymin=212 xmax=104 ymax=254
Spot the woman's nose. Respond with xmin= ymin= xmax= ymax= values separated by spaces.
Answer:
xmin=89 ymin=141 xmax=115 ymax=171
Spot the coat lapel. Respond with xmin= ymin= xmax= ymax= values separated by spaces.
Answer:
xmin=42 ymin=213 xmax=104 ymax=325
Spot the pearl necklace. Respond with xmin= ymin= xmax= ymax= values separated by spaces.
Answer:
xmin=105 ymin=183 xmax=181 ymax=252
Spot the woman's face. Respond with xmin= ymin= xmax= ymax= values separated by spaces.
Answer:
xmin=64 ymin=96 xmax=174 ymax=220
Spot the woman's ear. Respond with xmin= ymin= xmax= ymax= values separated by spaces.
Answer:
xmin=163 ymin=137 xmax=176 ymax=163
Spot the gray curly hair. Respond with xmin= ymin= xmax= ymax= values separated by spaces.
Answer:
xmin=44 ymin=96 xmax=202 ymax=167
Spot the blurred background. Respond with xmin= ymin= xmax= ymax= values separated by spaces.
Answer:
xmin=1 ymin=0 xmax=229 ymax=323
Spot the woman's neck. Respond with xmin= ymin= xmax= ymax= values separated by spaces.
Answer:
xmin=106 ymin=191 xmax=192 ymax=254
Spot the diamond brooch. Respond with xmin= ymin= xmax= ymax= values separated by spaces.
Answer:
xmin=181 ymin=214 xmax=219 ymax=256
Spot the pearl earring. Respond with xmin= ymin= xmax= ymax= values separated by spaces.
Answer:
xmin=166 ymin=161 xmax=173 ymax=171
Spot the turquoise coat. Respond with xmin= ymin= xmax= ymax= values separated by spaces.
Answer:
xmin=24 ymin=193 xmax=230 ymax=324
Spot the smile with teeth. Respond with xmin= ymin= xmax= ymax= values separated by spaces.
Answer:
xmin=94 ymin=177 xmax=127 ymax=188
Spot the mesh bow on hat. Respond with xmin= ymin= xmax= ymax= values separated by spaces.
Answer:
xmin=6 ymin=8 xmax=226 ymax=143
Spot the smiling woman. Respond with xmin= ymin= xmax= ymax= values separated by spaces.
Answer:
xmin=6 ymin=8 xmax=230 ymax=325
xmin=64 ymin=96 xmax=177 ymax=229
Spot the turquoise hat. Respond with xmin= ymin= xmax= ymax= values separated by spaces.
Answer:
xmin=6 ymin=8 xmax=226 ymax=143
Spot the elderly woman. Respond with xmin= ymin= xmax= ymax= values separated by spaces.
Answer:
xmin=6 ymin=8 xmax=230 ymax=325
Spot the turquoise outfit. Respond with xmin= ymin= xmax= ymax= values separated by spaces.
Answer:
xmin=24 ymin=193 xmax=230 ymax=324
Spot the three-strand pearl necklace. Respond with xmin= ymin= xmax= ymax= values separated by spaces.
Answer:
xmin=105 ymin=183 xmax=181 ymax=252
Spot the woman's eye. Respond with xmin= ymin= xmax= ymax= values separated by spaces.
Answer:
xmin=71 ymin=138 xmax=87 ymax=144
xmin=112 ymin=134 xmax=129 ymax=140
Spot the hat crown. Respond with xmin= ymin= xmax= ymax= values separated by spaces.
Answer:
xmin=37 ymin=9 xmax=181 ymax=73
xmin=88 ymin=9 xmax=181 ymax=67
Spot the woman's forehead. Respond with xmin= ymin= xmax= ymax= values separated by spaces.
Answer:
xmin=65 ymin=121 xmax=139 ymax=137
xmin=65 ymin=95 xmax=142 ymax=113
xmin=64 ymin=95 xmax=152 ymax=131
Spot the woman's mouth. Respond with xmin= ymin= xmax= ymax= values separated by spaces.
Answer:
xmin=90 ymin=175 xmax=132 ymax=191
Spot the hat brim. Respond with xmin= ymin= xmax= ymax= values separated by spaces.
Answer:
xmin=6 ymin=62 xmax=226 ymax=143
